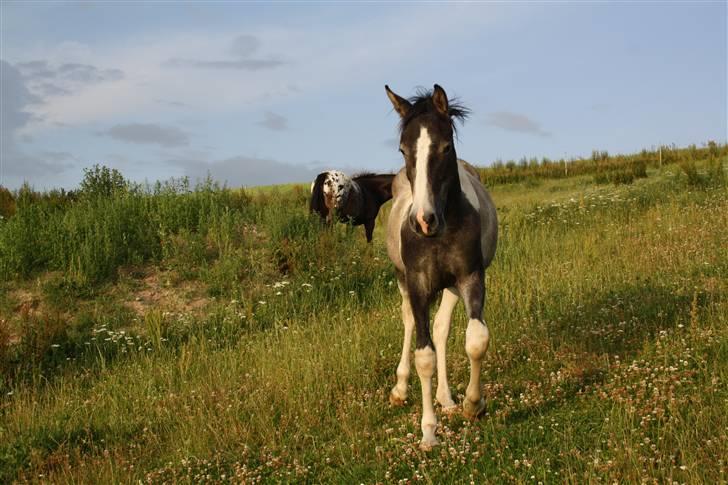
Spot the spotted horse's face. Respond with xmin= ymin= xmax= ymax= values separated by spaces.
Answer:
xmin=310 ymin=170 xmax=354 ymax=222
xmin=321 ymin=171 xmax=353 ymax=212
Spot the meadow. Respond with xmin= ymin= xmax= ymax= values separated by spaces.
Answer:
xmin=0 ymin=144 xmax=726 ymax=483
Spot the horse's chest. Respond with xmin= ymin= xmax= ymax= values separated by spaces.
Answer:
xmin=401 ymin=229 xmax=479 ymax=288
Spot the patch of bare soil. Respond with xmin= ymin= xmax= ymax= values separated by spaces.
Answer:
xmin=121 ymin=269 xmax=210 ymax=317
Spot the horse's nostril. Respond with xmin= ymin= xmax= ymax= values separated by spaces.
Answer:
xmin=414 ymin=209 xmax=439 ymax=236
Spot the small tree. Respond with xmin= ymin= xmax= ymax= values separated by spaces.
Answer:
xmin=79 ymin=164 xmax=127 ymax=198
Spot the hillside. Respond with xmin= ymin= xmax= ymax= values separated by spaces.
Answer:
xmin=1 ymin=150 xmax=727 ymax=483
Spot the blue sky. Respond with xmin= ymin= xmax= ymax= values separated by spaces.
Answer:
xmin=1 ymin=1 xmax=726 ymax=190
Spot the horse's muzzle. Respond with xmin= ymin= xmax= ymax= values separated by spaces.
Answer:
xmin=409 ymin=208 xmax=441 ymax=237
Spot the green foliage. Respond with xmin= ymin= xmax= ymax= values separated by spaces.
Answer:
xmin=478 ymin=141 xmax=727 ymax=186
xmin=0 ymin=174 xmax=250 ymax=286
xmin=679 ymin=156 xmax=726 ymax=188
xmin=78 ymin=164 xmax=128 ymax=199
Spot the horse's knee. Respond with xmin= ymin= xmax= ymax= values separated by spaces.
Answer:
xmin=432 ymin=316 xmax=449 ymax=344
xmin=465 ymin=319 xmax=489 ymax=361
xmin=414 ymin=347 xmax=436 ymax=378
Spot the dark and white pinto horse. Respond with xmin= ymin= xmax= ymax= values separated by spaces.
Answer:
xmin=384 ymin=84 xmax=498 ymax=450
xmin=310 ymin=171 xmax=394 ymax=242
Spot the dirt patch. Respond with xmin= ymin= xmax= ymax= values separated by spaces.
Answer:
xmin=121 ymin=269 xmax=210 ymax=317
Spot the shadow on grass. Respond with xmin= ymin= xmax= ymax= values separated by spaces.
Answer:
xmin=546 ymin=279 xmax=705 ymax=356
xmin=476 ymin=280 xmax=708 ymax=427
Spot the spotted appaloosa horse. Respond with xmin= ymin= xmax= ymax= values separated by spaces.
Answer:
xmin=384 ymin=84 xmax=498 ymax=450
xmin=310 ymin=171 xmax=394 ymax=242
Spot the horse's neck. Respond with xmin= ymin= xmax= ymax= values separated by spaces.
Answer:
xmin=444 ymin=157 xmax=464 ymax=214
xmin=348 ymin=179 xmax=364 ymax=216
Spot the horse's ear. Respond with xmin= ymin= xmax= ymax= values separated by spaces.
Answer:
xmin=385 ymin=85 xmax=411 ymax=118
xmin=432 ymin=84 xmax=449 ymax=117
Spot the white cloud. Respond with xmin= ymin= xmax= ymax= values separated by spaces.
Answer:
xmin=485 ymin=111 xmax=551 ymax=137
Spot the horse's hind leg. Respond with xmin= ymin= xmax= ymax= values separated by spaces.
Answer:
xmin=459 ymin=271 xmax=490 ymax=420
xmin=432 ymin=288 xmax=459 ymax=413
xmin=390 ymin=281 xmax=414 ymax=406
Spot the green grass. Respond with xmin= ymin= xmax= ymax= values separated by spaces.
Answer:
xmin=0 ymin=156 xmax=726 ymax=483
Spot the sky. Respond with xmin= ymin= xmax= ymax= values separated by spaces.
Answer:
xmin=1 ymin=1 xmax=726 ymax=190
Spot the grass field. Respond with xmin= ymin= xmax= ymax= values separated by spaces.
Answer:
xmin=1 ymin=151 xmax=726 ymax=483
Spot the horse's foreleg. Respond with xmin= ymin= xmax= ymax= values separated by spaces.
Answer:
xmin=459 ymin=271 xmax=489 ymax=420
xmin=364 ymin=219 xmax=375 ymax=242
xmin=432 ymin=288 xmax=459 ymax=412
xmin=390 ymin=282 xmax=414 ymax=406
xmin=408 ymin=283 xmax=438 ymax=451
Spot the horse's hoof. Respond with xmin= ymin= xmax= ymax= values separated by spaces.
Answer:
xmin=419 ymin=436 xmax=439 ymax=451
xmin=463 ymin=398 xmax=486 ymax=420
xmin=389 ymin=389 xmax=407 ymax=407
xmin=441 ymin=403 xmax=459 ymax=415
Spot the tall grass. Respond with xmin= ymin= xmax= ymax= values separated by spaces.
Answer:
xmin=0 ymin=154 xmax=726 ymax=483
xmin=0 ymin=176 xmax=250 ymax=287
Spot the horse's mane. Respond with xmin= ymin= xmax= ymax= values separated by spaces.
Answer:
xmin=400 ymin=87 xmax=470 ymax=136
xmin=352 ymin=171 xmax=393 ymax=180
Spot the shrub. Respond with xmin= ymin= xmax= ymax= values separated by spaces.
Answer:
xmin=79 ymin=164 xmax=128 ymax=199
xmin=679 ymin=159 xmax=703 ymax=186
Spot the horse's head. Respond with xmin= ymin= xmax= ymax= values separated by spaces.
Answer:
xmin=309 ymin=170 xmax=354 ymax=221
xmin=385 ymin=84 xmax=468 ymax=237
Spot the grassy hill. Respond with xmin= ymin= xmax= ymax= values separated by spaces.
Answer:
xmin=1 ymin=148 xmax=726 ymax=483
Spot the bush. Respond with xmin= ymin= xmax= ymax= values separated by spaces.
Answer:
xmin=79 ymin=164 xmax=128 ymax=199
xmin=679 ymin=159 xmax=703 ymax=186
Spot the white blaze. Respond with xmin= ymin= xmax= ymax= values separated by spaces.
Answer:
xmin=413 ymin=126 xmax=433 ymax=214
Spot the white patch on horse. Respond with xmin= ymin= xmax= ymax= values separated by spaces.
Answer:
xmin=322 ymin=170 xmax=352 ymax=209
xmin=457 ymin=161 xmax=480 ymax=210
xmin=413 ymin=126 xmax=433 ymax=216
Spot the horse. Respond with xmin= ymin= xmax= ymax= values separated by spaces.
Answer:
xmin=384 ymin=84 xmax=498 ymax=450
xmin=309 ymin=171 xmax=394 ymax=242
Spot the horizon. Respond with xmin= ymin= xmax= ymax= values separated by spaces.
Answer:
xmin=1 ymin=1 xmax=726 ymax=190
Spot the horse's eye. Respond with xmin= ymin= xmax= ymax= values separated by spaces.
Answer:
xmin=443 ymin=143 xmax=452 ymax=154
xmin=399 ymin=148 xmax=406 ymax=156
